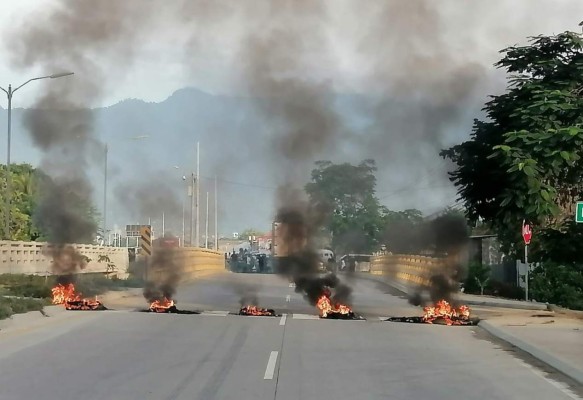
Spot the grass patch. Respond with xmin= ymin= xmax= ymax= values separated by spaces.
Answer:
xmin=0 ymin=297 xmax=47 ymax=320
xmin=0 ymin=273 xmax=144 ymax=299
xmin=0 ymin=274 xmax=53 ymax=298
xmin=74 ymin=274 xmax=144 ymax=297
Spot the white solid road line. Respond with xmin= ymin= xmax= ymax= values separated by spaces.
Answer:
xmin=292 ymin=314 xmax=320 ymax=320
xmin=279 ymin=314 xmax=287 ymax=326
xmin=200 ymin=311 xmax=229 ymax=316
xmin=264 ymin=351 xmax=279 ymax=380
xmin=285 ymin=295 xmax=291 ymax=302
xmin=288 ymin=283 xmax=295 ymax=288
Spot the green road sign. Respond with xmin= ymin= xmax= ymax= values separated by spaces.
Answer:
xmin=577 ymin=202 xmax=583 ymax=223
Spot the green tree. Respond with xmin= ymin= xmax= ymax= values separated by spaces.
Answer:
xmin=305 ymin=159 xmax=386 ymax=254
xmin=0 ymin=164 xmax=99 ymax=243
xmin=442 ymin=30 xmax=583 ymax=309
xmin=441 ymin=31 xmax=583 ymax=258
xmin=465 ymin=262 xmax=491 ymax=296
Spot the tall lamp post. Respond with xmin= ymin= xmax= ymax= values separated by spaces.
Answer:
xmin=0 ymin=72 xmax=74 ymax=239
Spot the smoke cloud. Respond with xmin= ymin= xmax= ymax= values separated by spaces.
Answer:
xmin=142 ymin=248 xmax=184 ymax=303
xmin=114 ymin=173 xmax=183 ymax=231
xmin=4 ymin=1 xmax=580 ymax=288
xmin=383 ymin=213 xmax=470 ymax=305
xmin=4 ymin=1 xmax=157 ymax=274
xmin=275 ymin=208 xmax=352 ymax=306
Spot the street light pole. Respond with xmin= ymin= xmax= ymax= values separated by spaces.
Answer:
xmin=0 ymin=72 xmax=74 ymax=239
xmin=4 ymin=86 xmax=12 ymax=240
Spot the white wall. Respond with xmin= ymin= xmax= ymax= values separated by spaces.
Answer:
xmin=0 ymin=241 xmax=129 ymax=275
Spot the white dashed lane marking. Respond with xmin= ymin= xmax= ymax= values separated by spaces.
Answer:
xmin=264 ymin=351 xmax=279 ymax=380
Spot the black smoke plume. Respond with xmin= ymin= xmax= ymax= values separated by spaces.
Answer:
xmin=275 ymin=208 xmax=352 ymax=306
xmin=235 ymin=282 xmax=260 ymax=307
xmin=240 ymin=2 xmax=352 ymax=307
xmin=142 ymin=248 xmax=184 ymax=303
xmin=384 ymin=213 xmax=469 ymax=305
xmin=3 ymin=2 xmax=153 ymax=277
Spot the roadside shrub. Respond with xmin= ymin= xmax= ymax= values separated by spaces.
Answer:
xmin=530 ymin=262 xmax=583 ymax=310
xmin=464 ymin=262 xmax=490 ymax=295
xmin=0 ymin=303 xmax=12 ymax=319
xmin=0 ymin=273 xmax=142 ymax=301
xmin=0 ymin=297 xmax=45 ymax=320
xmin=8 ymin=282 xmax=52 ymax=299
xmin=75 ymin=274 xmax=144 ymax=296
xmin=487 ymin=280 xmax=524 ymax=300
xmin=463 ymin=264 xmax=525 ymax=300
xmin=0 ymin=274 xmax=52 ymax=299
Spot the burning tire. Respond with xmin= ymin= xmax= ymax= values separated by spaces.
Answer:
xmin=239 ymin=305 xmax=279 ymax=316
xmin=386 ymin=300 xmax=478 ymax=326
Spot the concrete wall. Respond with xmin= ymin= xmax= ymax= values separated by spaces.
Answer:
xmin=370 ymin=254 xmax=445 ymax=289
xmin=0 ymin=240 xmax=129 ymax=275
xmin=145 ymin=247 xmax=226 ymax=282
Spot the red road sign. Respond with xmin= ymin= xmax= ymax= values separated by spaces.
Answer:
xmin=522 ymin=221 xmax=532 ymax=245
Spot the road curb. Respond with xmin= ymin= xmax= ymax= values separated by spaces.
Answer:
xmin=464 ymin=299 xmax=547 ymax=311
xmin=479 ymin=320 xmax=583 ymax=385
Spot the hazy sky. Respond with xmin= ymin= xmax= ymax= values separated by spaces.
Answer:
xmin=1 ymin=1 xmax=580 ymax=108
xmin=0 ymin=1 xmax=582 ymax=235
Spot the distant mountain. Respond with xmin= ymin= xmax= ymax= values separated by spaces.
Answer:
xmin=0 ymin=87 xmax=470 ymax=234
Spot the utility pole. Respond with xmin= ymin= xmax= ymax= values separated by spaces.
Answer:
xmin=205 ymin=191 xmax=209 ymax=248
xmin=214 ymin=176 xmax=218 ymax=250
xmin=195 ymin=141 xmax=200 ymax=247
xmin=181 ymin=199 xmax=185 ymax=246
xmin=189 ymin=172 xmax=195 ymax=246
xmin=103 ymin=143 xmax=108 ymax=245
xmin=181 ymin=174 xmax=186 ymax=246
xmin=162 ymin=211 xmax=165 ymax=237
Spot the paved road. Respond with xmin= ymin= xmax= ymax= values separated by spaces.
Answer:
xmin=0 ymin=273 xmax=581 ymax=400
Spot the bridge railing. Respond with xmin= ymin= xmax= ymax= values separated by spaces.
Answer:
xmin=370 ymin=253 xmax=446 ymax=289
xmin=142 ymin=247 xmax=226 ymax=282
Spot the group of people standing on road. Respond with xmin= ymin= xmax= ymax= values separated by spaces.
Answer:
xmin=224 ymin=248 xmax=269 ymax=273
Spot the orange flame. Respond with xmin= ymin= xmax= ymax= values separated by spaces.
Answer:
xmin=240 ymin=305 xmax=275 ymax=316
xmin=316 ymin=293 xmax=352 ymax=318
xmin=422 ymin=300 xmax=470 ymax=326
xmin=51 ymin=283 xmax=104 ymax=310
xmin=149 ymin=298 xmax=175 ymax=313
xmin=52 ymin=283 xmax=78 ymax=304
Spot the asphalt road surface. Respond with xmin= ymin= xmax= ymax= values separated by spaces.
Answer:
xmin=0 ymin=273 xmax=581 ymax=400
